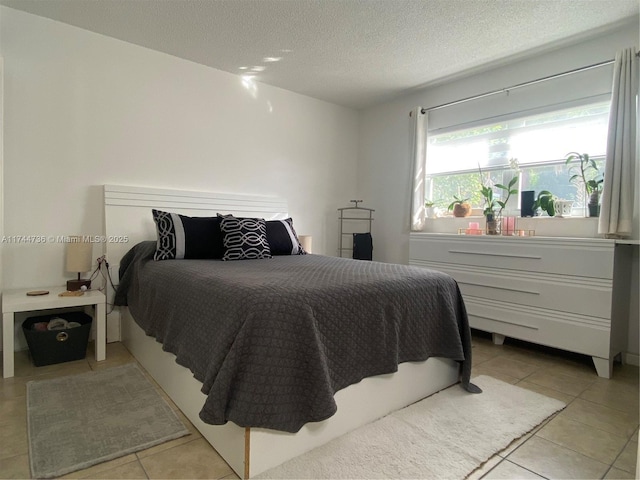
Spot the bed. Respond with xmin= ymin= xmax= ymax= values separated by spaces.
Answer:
xmin=103 ymin=184 xmax=478 ymax=478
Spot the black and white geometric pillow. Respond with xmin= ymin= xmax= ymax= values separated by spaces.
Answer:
xmin=152 ymin=209 xmax=225 ymax=261
xmin=220 ymin=216 xmax=272 ymax=261
xmin=266 ymin=218 xmax=307 ymax=255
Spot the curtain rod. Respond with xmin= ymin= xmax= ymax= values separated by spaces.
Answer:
xmin=410 ymin=52 xmax=639 ymax=116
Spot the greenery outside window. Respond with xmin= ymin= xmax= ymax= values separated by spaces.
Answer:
xmin=425 ymin=101 xmax=609 ymax=215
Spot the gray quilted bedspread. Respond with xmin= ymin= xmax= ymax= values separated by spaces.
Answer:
xmin=115 ymin=241 xmax=478 ymax=433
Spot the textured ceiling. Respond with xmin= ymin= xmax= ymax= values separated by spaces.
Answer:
xmin=1 ymin=0 xmax=638 ymax=109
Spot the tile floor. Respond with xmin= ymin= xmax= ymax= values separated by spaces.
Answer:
xmin=0 ymin=331 xmax=637 ymax=479
xmin=468 ymin=331 xmax=638 ymax=480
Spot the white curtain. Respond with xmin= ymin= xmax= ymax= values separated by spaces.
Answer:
xmin=410 ymin=107 xmax=427 ymax=231
xmin=599 ymin=48 xmax=638 ymax=237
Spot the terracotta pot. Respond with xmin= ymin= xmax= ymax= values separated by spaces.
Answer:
xmin=453 ymin=203 xmax=471 ymax=217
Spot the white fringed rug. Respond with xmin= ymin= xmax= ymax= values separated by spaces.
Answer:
xmin=257 ymin=375 xmax=565 ymax=479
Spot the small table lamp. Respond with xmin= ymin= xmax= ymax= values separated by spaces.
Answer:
xmin=299 ymin=235 xmax=312 ymax=254
xmin=66 ymin=236 xmax=92 ymax=291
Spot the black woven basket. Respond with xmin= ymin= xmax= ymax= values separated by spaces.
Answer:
xmin=22 ymin=312 xmax=92 ymax=367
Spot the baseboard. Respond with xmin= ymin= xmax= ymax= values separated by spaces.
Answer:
xmin=624 ymin=352 xmax=639 ymax=367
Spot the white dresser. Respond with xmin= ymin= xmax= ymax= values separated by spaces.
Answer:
xmin=409 ymin=233 xmax=632 ymax=378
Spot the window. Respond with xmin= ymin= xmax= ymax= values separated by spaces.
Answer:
xmin=425 ymin=101 xmax=609 ymax=214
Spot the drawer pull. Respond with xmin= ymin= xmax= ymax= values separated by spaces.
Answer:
xmin=458 ymin=281 xmax=540 ymax=295
xmin=472 ymin=314 xmax=539 ymax=330
xmin=449 ymin=249 xmax=542 ymax=260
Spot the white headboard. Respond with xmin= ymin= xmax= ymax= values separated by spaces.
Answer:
xmin=103 ymin=184 xmax=289 ymax=267
xmin=103 ymin=184 xmax=289 ymax=342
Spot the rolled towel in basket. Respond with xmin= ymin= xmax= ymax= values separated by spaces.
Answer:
xmin=47 ymin=317 xmax=69 ymax=330
xmin=32 ymin=322 xmax=49 ymax=332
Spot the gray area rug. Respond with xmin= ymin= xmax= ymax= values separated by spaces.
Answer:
xmin=27 ymin=363 xmax=189 ymax=478
xmin=257 ymin=375 xmax=566 ymax=479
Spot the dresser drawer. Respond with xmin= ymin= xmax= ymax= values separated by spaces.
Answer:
xmin=410 ymin=234 xmax=615 ymax=279
xmin=464 ymin=297 xmax=611 ymax=358
xmin=419 ymin=262 xmax=612 ymax=319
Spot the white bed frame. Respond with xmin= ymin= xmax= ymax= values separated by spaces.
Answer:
xmin=104 ymin=184 xmax=460 ymax=478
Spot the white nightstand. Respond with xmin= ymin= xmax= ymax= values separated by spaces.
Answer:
xmin=2 ymin=286 xmax=106 ymax=378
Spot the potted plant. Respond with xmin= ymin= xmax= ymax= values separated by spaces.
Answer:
xmin=479 ymin=177 xmax=518 ymax=216
xmin=447 ymin=196 xmax=471 ymax=217
xmin=532 ymin=190 xmax=556 ymax=216
xmin=565 ymin=152 xmax=603 ymax=217
xmin=425 ymin=200 xmax=437 ymax=219
xmin=587 ymin=178 xmax=603 ymax=217
xmin=478 ymin=166 xmax=519 ymax=234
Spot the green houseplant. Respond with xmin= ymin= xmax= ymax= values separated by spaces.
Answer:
xmin=478 ymin=165 xmax=519 ymax=234
xmin=447 ymin=195 xmax=471 ymax=217
xmin=479 ymin=176 xmax=519 ymax=217
xmin=425 ymin=200 xmax=437 ymax=219
xmin=565 ymin=152 xmax=603 ymax=217
xmin=532 ymin=190 xmax=556 ymax=216
xmin=586 ymin=178 xmax=603 ymax=217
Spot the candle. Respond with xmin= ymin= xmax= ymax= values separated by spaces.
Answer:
xmin=502 ymin=217 xmax=516 ymax=235
xmin=468 ymin=222 xmax=480 ymax=230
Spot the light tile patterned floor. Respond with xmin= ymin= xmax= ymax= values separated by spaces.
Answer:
xmin=0 ymin=331 xmax=638 ymax=479
xmin=469 ymin=331 xmax=639 ymax=480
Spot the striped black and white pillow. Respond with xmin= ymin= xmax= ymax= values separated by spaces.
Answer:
xmin=220 ymin=216 xmax=272 ymax=261
xmin=152 ymin=209 xmax=225 ymax=261
xmin=266 ymin=218 xmax=307 ymax=255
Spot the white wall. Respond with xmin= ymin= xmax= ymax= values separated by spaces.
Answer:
xmin=0 ymin=7 xmax=359 ymax=291
xmin=629 ymin=247 xmax=640 ymax=363
xmin=0 ymin=54 xmax=4 ymax=297
xmin=358 ymin=20 xmax=639 ymax=358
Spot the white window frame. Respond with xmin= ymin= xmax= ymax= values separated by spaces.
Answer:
xmin=424 ymin=100 xmax=610 ymax=215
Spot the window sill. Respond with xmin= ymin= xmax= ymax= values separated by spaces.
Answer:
xmin=422 ymin=215 xmax=600 ymax=238
xmin=428 ymin=214 xmax=597 ymax=220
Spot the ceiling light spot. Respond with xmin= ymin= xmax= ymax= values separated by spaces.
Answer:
xmin=241 ymin=75 xmax=258 ymax=98
xmin=263 ymin=57 xmax=282 ymax=63
xmin=251 ymin=66 xmax=266 ymax=72
xmin=238 ymin=66 xmax=249 ymax=70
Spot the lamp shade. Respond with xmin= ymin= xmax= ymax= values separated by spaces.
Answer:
xmin=298 ymin=235 xmax=312 ymax=254
xmin=66 ymin=236 xmax=92 ymax=273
